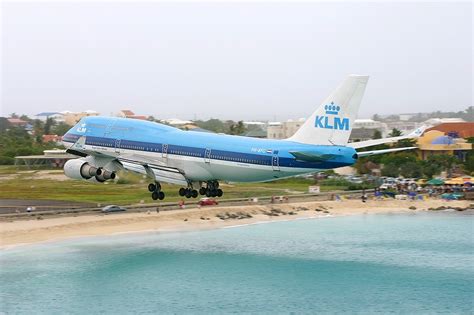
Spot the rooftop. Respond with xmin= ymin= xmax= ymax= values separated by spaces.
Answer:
xmin=426 ymin=122 xmax=474 ymax=138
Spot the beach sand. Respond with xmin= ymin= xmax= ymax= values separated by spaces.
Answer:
xmin=0 ymin=199 xmax=470 ymax=248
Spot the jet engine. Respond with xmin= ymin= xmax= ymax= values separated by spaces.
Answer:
xmin=64 ymin=159 xmax=101 ymax=180
xmin=94 ymin=169 xmax=116 ymax=182
xmin=64 ymin=159 xmax=115 ymax=182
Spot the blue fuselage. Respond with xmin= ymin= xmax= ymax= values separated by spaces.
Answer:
xmin=63 ymin=117 xmax=357 ymax=182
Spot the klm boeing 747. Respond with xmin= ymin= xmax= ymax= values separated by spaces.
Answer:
xmin=62 ymin=75 xmax=425 ymax=200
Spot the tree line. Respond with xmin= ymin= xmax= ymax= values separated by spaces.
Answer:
xmin=0 ymin=116 xmax=68 ymax=165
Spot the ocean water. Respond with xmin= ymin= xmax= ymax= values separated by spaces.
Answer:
xmin=1 ymin=212 xmax=473 ymax=314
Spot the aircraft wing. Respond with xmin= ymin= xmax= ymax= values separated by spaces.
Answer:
xmin=356 ymin=147 xmax=417 ymax=158
xmin=66 ymin=136 xmax=100 ymax=157
xmin=65 ymin=136 xmax=188 ymax=186
xmin=348 ymin=125 xmax=427 ymax=149
xmin=118 ymin=156 xmax=188 ymax=186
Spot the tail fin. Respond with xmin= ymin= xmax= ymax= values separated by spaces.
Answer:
xmin=288 ymin=75 xmax=369 ymax=145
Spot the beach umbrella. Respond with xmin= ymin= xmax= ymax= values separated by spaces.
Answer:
xmin=416 ymin=179 xmax=427 ymax=185
xmin=427 ymin=178 xmax=444 ymax=185
xmin=445 ymin=177 xmax=472 ymax=185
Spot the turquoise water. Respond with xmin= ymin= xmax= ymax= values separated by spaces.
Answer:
xmin=1 ymin=212 xmax=473 ymax=314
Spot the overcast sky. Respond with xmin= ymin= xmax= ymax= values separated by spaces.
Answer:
xmin=1 ymin=1 xmax=472 ymax=121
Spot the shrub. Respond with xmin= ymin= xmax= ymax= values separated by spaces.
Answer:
xmin=0 ymin=156 xmax=14 ymax=165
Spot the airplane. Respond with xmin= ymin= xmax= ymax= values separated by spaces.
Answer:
xmin=62 ymin=75 xmax=425 ymax=200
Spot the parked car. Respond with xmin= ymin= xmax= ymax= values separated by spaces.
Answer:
xmin=347 ymin=176 xmax=363 ymax=184
xmin=101 ymin=205 xmax=127 ymax=213
xmin=198 ymin=198 xmax=219 ymax=206
xmin=379 ymin=183 xmax=396 ymax=190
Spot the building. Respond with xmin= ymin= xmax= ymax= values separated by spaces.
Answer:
xmin=349 ymin=128 xmax=378 ymax=142
xmin=424 ymin=118 xmax=465 ymax=126
xmin=267 ymin=119 xmax=305 ymax=139
xmin=416 ymin=130 xmax=472 ymax=161
xmin=163 ymin=118 xmax=194 ymax=126
xmin=242 ymin=128 xmax=267 ymax=138
xmin=35 ymin=112 xmax=65 ymax=122
xmin=243 ymin=121 xmax=267 ymax=130
xmin=350 ymin=119 xmax=389 ymax=141
xmin=7 ymin=118 xmax=28 ymax=127
xmin=117 ymin=110 xmax=148 ymax=120
xmin=425 ymin=122 xmax=473 ymax=138
xmin=42 ymin=134 xmax=63 ymax=145
xmin=60 ymin=110 xmax=100 ymax=125
xmin=385 ymin=121 xmax=423 ymax=135
xmin=353 ymin=119 xmax=388 ymax=132
xmin=398 ymin=113 xmax=416 ymax=121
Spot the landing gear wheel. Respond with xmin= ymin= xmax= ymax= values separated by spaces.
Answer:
xmin=191 ymin=190 xmax=198 ymax=198
xmin=148 ymin=183 xmax=157 ymax=192
xmin=185 ymin=189 xmax=192 ymax=198
xmin=205 ymin=190 xmax=211 ymax=197
xmin=158 ymin=191 xmax=165 ymax=200
xmin=199 ymin=187 xmax=206 ymax=195
xmin=179 ymin=188 xmax=186 ymax=196
xmin=217 ymin=189 xmax=223 ymax=197
xmin=152 ymin=191 xmax=159 ymax=200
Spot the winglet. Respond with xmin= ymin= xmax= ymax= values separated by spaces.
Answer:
xmin=408 ymin=125 xmax=428 ymax=138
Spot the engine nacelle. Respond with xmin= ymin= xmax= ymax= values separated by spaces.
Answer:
xmin=94 ymin=168 xmax=116 ymax=182
xmin=64 ymin=159 xmax=101 ymax=180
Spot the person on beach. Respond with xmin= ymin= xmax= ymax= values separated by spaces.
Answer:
xmin=361 ymin=190 xmax=367 ymax=203
xmin=374 ymin=189 xmax=382 ymax=200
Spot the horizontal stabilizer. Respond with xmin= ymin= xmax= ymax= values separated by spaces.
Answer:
xmin=357 ymin=147 xmax=417 ymax=158
xmin=349 ymin=125 xmax=428 ymax=149
xmin=289 ymin=151 xmax=339 ymax=162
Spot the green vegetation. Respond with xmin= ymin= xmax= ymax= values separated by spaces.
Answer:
xmin=193 ymin=118 xmax=262 ymax=135
xmin=356 ymin=150 xmax=465 ymax=178
xmin=0 ymin=117 xmax=64 ymax=165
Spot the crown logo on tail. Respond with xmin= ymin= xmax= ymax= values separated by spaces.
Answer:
xmin=324 ymin=102 xmax=340 ymax=115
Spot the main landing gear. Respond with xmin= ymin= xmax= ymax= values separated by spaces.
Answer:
xmin=177 ymin=181 xmax=223 ymax=199
xmin=203 ymin=181 xmax=223 ymax=198
xmin=178 ymin=187 xmax=198 ymax=199
xmin=148 ymin=181 xmax=224 ymax=201
xmin=148 ymin=182 xmax=165 ymax=200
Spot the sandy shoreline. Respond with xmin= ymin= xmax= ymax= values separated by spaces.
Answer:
xmin=0 ymin=199 xmax=470 ymax=248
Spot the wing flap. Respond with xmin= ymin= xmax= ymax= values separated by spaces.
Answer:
xmin=119 ymin=158 xmax=188 ymax=186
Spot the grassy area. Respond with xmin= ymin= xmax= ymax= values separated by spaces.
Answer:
xmin=0 ymin=165 xmax=23 ymax=174
xmin=0 ymin=171 xmax=326 ymax=205
xmin=0 ymin=169 xmax=359 ymax=205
